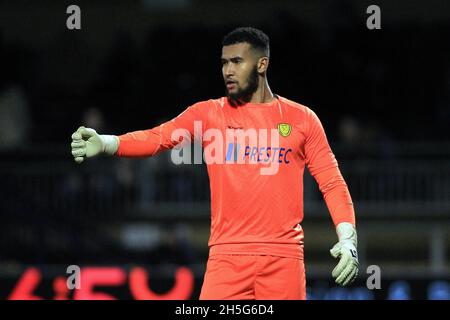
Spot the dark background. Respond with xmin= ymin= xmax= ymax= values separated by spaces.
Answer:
xmin=0 ymin=0 xmax=449 ymax=300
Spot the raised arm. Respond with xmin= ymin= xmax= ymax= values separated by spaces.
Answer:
xmin=71 ymin=101 xmax=211 ymax=162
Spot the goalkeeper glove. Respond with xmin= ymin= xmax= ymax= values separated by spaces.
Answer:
xmin=330 ymin=222 xmax=359 ymax=286
xmin=71 ymin=126 xmax=119 ymax=163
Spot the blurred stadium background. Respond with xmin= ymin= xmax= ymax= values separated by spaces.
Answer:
xmin=0 ymin=0 xmax=449 ymax=300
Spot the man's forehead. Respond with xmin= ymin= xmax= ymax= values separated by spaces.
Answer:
xmin=222 ymin=42 xmax=252 ymax=58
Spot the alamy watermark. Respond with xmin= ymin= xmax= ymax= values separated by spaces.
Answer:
xmin=366 ymin=265 xmax=381 ymax=289
xmin=66 ymin=265 xmax=81 ymax=290
xmin=66 ymin=5 xmax=380 ymax=31
xmin=66 ymin=5 xmax=81 ymax=30
xmin=366 ymin=5 xmax=381 ymax=30
xmin=169 ymin=121 xmax=289 ymax=175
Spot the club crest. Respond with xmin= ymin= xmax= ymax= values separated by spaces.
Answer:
xmin=278 ymin=123 xmax=291 ymax=137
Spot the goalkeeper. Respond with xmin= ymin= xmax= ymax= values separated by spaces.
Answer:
xmin=71 ymin=27 xmax=358 ymax=299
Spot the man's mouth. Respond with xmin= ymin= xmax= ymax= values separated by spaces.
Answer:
xmin=226 ymin=80 xmax=237 ymax=90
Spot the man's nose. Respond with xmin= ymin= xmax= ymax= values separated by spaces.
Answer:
xmin=224 ymin=64 xmax=235 ymax=77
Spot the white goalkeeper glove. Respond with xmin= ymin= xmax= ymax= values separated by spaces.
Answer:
xmin=330 ymin=222 xmax=359 ymax=286
xmin=71 ymin=126 xmax=119 ymax=163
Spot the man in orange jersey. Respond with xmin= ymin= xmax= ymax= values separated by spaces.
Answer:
xmin=71 ymin=27 xmax=358 ymax=300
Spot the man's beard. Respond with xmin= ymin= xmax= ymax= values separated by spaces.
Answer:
xmin=226 ymin=65 xmax=259 ymax=104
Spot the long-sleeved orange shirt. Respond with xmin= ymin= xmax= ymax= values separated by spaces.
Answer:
xmin=117 ymin=95 xmax=355 ymax=259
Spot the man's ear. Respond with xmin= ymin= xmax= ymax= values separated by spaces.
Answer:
xmin=257 ymin=57 xmax=269 ymax=74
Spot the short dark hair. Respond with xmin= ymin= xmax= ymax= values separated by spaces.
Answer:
xmin=222 ymin=27 xmax=270 ymax=57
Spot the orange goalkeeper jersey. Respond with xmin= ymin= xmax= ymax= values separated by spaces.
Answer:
xmin=117 ymin=95 xmax=355 ymax=259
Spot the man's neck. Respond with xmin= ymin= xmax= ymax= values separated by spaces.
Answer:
xmin=229 ymin=78 xmax=274 ymax=106
xmin=249 ymin=78 xmax=273 ymax=104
